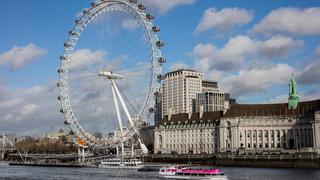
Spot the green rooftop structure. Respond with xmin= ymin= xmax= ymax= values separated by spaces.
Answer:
xmin=288 ymin=74 xmax=299 ymax=109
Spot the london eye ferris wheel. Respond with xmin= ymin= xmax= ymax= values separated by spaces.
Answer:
xmin=57 ymin=0 xmax=165 ymax=152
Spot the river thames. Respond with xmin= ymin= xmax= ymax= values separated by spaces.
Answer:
xmin=1 ymin=161 xmax=320 ymax=180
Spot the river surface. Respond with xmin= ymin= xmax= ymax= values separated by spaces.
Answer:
xmin=1 ymin=161 xmax=320 ymax=180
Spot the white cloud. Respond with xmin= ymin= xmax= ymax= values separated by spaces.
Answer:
xmin=270 ymin=87 xmax=320 ymax=103
xmin=315 ymin=46 xmax=320 ymax=56
xmin=0 ymin=43 xmax=47 ymax=70
xmin=192 ymin=36 xmax=253 ymax=72
xmin=192 ymin=35 xmax=302 ymax=73
xmin=169 ymin=61 xmax=190 ymax=72
xmin=196 ymin=7 xmax=253 ymax=33
xmin=192 ymin=43 xmax=216 ymax=59
xmin=23 ymin=85 xmax=48 ymax=96
xmin=0 ymin=83 xmax=59 ymax=129
xmin=144 ymin=0 xmax=197 ymax=14
xmin=217 ymin=35 xmax=256 ymax=61
xmin=252 ymin=7 xmax=320 ymax=35
xmin=20 ymin=104 xmax=39 ymax=116
xmin=4 ymin=114 xmax=13 ymax=121
xmin=192 ymin=43 xmax=217 ymax=73
xmin=258 ymin=35 xmax=303 ymax=59
xmin=0 ymin=98 xmax=23 ymax=109
xmin=190 ymin=34 xmax=304 ymax=97
xmin=69 ymin=49 xmax=106 ymax=69
xmin=192 ymin=36 xmax=255 ymax=72
xmin=221 ymin=63 xmax=294 ymax=96
xmin=121 ymin=19 xmax=139 ymax=31
xmin=300 ymin=89 xmax=320 ymax=102
xmin=297 ymin=57 xmax=320 ymax=85
xmin=270 ymin=94 xmax=288 ymax=103
xmin=204 ymin=70 xmax=223 ymax=83
xmin=76 ymin=1 xmax=197 ymax=17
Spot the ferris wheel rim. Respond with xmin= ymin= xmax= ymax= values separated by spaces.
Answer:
xmin=57 ymin=0 xmax=164 ymax=148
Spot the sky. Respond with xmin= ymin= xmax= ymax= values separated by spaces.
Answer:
xmin=0 ymin=0 xmax=320 ymax=137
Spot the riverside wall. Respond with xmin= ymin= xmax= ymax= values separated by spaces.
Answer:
xmin=146 ymin=154 xmax=320 ymax=169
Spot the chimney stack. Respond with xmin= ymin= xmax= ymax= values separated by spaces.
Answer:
xmin=200 ymin=105 xmax=204 ymax=119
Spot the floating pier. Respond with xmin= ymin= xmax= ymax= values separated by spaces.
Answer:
xmin=9 ymin=160 xmax=87 ymax=168
xmin=9 ymin=159 xmax=87 ymax=168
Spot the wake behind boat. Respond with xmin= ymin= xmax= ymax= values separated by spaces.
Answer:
xmin=159 ymin=166 xmax=228 ymax=180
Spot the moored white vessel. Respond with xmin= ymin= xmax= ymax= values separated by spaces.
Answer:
xmin=99 ymin=158 xmax=144 ymax=169
xmin=159 ymin=166 xmax=228 ymax=179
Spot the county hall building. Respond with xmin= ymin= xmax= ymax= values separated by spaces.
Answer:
xmin=154 ymin=72 xmax=320 ymax=155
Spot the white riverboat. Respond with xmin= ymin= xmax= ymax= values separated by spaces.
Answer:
xmin=159 ymin=166 xmax=228 ymax=180
xmin=98 ymin=158 xmax=144 ymax=169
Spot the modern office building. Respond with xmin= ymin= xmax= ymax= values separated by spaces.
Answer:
xmin=196 ymin=92 xmax=225 ymax=112
xmin=154 ymin=92 xmax=162 ymax=126
xmin=161 ymin=69 xmax=231 ymax=117
xmin=202 ymin=81 xmax=219 ymax=93
xmin=196 ymin=81 xmax=231 ymax=113
xmin=162 ymin=69 xmax=203 ymax=117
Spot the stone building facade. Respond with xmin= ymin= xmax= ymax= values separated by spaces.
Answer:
xmin=154 ymin=111 xmax=222 ymax=154
xmin=220 ymin=100 xmax=320 ymax=154
xmin=154 ymin=99 xmax=320 ymax=155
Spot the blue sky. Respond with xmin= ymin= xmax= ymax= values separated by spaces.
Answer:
xmin=0 ymin=0 xmax=320 ymax=136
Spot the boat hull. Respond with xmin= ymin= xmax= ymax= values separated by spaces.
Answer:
xmin=161 ymin=175 xmax=228 ymax=180
xmin=99 ymin=165 xmax=143 ymax=169
xmin=159 ymin=166 xmax=228 ymax=180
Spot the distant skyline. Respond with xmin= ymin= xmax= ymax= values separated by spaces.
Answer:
xmin=1 ymin=0 xmax=320 ymax=136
